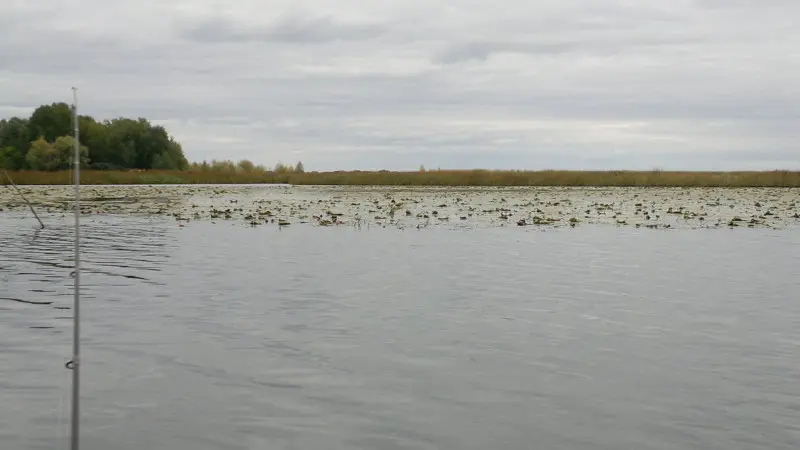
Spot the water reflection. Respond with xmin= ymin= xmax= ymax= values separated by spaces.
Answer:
xmin=1 ymin=212 xmax=173 ymax=305
xmin=1 ymin=213 xmax=175 ymax=449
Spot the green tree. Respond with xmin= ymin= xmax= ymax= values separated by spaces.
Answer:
xmin=104 ymin=118 xmax=141 ymax=168
xmin=151 ymin=141 xmax=188 ymax=170
xmin=192 ymin=160 xmax=211 ymax=171
xmin=0 ymin=146 xmax=24 ymax=170
xmin=210 ymin=159 xmax=236 ymax=173
xmin=3 ymin=100 xmax=309 ymax=172
xmin=135 ymin=123 xmax=170 ymax=169
xmin=0 ymin=118 xmax=32 ymax=166
xmin=99 ymin=117 xmax=186 ymax=170
xmin=26 ymin=137 xmax=58 ymax=170
xmin=29 ymin=103 xmax=73 ymax=142
xmin=237 ymin=159 xmax=255 ymax=172
xmin=79 ymin=116 xmax=112 ymax=167
xmin=151 ymin=152 xmax=174 ymax=169
xmin=164 ymin=139 xmax=189 ymax=170
xmin=26 ymin=136 xmax=89 ymax=171
xmin=53 ymin=135 xmax=90 ymax=169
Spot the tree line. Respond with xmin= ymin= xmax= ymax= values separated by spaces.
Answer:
xmin=188 ymin=160 xmax=304 ymax=173
xmin=0 ymin=102 xmax=189 ymax=171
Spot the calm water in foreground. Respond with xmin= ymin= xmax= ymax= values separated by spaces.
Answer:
xmin=1 ymin=212 xmax=799 ymax=450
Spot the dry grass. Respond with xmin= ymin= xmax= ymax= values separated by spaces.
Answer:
xmin=2 ymin=169 xmax=800 ymax=187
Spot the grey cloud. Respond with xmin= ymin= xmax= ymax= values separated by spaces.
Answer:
xmin=433 ymin=32 xmax=698 ymax=64
xmin=436 ymin=41 xmax=571 ymax=64
xmin=0 ymin=0 xmax=798 ymax=170
xmin=179 ymin=14 xmax=386 ymax=44
xmin=431 ymin=8 xmax=716 ymax=65
xmin=694 ymin=0 xmax=794 ymax=9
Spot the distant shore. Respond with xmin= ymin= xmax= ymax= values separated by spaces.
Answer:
xmin=2 ymin=169 xmax=799 ymax=188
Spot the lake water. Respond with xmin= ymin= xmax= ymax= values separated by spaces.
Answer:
xmin=1 ymin=211 xmax=799 ymax=449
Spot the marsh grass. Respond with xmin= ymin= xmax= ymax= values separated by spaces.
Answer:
xmin=3 ymin=169 xmax=800 ymax=187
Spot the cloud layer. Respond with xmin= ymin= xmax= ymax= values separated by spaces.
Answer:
xmin=1 ymin=0 xmax=797 ymax=170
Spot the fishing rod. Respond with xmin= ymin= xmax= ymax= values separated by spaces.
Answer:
xmin=65 ymin=86 xmax=81 ymax=450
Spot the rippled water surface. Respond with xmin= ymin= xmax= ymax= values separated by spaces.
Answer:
xmin=1 ymin=211 xmax=799 ymax=449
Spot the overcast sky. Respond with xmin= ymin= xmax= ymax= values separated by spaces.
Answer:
xmin=1 ymin=0 xmax=797 ymax=170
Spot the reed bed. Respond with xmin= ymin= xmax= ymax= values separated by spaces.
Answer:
xmin=2 ymin=169 xmax=799 ymax=187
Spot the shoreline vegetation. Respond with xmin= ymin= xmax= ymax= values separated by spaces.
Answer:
xmin=2 ymin=169 xmax=799 ymax=187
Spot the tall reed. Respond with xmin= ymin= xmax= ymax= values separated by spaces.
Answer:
xmin=3 ymin=169 xmax=799 ymax=187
